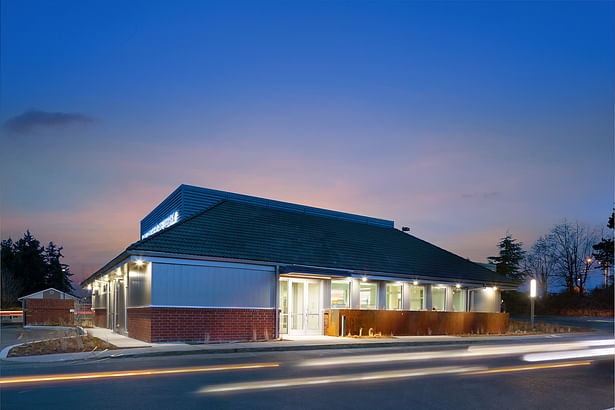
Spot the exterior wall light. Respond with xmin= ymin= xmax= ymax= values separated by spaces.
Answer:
xmin=492 ymin=286 xmax=497 ymax=291
xmin=361 ymin=276 xmax=367 ymax=282
xmin=413 ymin=280 xmax=419 ymax=286
xmin=136 ymin=259 xmax=144 ymax=267
xmin=455 ymin=283 xmax=461 ymax=289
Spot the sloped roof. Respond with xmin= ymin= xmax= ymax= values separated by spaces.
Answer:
xmin=125 ymin=200 xmax=516 ymax=286
xmin=18 ymin=288 xmax=79 ymax=301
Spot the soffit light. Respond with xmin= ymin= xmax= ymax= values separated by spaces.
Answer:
xmin=136 ymin=259 xmax=144 ymax=267
xmin=413 ymin=280 xmax=419 ymax=286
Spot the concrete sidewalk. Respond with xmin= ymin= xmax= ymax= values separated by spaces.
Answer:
xmin=0 ymin=329 xmax=602 ymax=364
xmin=86 ymin=327 xmax=152 ymax=348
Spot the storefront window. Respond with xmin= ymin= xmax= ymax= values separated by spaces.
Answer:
xmin=385 ymin=284 xmax=402 ymax=310
xmin=453 ymin=288 xmax=465 ymax=312
xmin=409 ymin=285 xmax=424 ymax=310
xmin=331 ymin=280 xmax=350 ymax=308
xmin=432 ymin=287 xmax=446 ymax=311
xmin=280 ymin=281 xmax=288 ymax=334
xmin=360 ymin=283 xmax=378 ymax=309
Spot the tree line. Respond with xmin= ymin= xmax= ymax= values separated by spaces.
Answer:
xmin=1 ymin=231 xmax=74 ymax=308
xmin=488 ymin=211 xmax=614 ymax=298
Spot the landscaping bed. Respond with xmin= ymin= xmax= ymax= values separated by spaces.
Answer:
xmin=8 ymin=335 xmax=117 ymax=357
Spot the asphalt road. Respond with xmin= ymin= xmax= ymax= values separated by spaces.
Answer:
xmin=1 ymin=333 xmax=613 ymax=409
xmin=512 ymin=315 xmax=615 ymax=333
xmin=0 ymin=326 xmax=79 ymax=350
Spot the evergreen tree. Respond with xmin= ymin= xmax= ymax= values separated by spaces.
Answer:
xmin=1 ymin=231 xmax=75 ymax=307
xmin=488 ymin=234 xmax=526 ymax=281
xmin=44 ymin=242 xmax=74 ymax=293
xmin=12 ymin=231 xmax=48 ymax=295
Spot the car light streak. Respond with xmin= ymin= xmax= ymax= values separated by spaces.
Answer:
xmin=198 ymin=366 xmax=485 ymax=393
xmin=0 ymin=363 xmax=279 ymax=386
xmin=523 ymin=347 xmax=614 ymax=362
xmin=300 ymin=339 xmax=615 ymax=367
xmin=463 ymin=361 xmax=592 ymax=375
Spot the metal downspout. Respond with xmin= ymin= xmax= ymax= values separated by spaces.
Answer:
xmin=275 ymin=265 xmax=279 ymax=339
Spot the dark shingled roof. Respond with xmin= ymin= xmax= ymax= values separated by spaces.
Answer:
xmin=125 ymin=200 xmax=516 ymax=286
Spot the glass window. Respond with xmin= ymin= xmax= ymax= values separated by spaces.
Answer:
xmin=331 ymin=280 xmax=350 ymax=308
xmin=453 ymin=288 xmax=465 ymax=312
xmin=386 ymin=284 xmax=402 ymax=310
xmin=360 ymin=283 xmax=378 ymax=309
xmin=279 ymin=281 xmax=288 ymax=334
xmin=409 ymin=286 xmax=424 ymax=310
xmin=432 ymin=287 xmax=446 ymax=311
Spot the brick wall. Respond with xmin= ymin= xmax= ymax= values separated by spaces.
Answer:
xmin=23 ymin=299 xmax=75 ymax=326
xmin=125 ymin=307 xmax=276 ymax=343
xmin=127 ymin=308 xmax=151 ymax=342
xmin=93 ymin=308 xmax=107 ymax=328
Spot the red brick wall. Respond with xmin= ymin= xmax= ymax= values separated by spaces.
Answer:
xmin=127 ymin=308 xmax=152 ymax=342
xmin=125 ymin=307 xmax=276 ymax=343
xmin=24 ymin=299 xmax=75 ymax=325
xmin=93 ymin=309 xmax=107 ymax=328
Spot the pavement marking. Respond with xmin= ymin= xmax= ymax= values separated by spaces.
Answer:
xmin=198 ymin=366 xmax=486 ymax=393
xmin=0 ymin=363 xmax=280 ymax=386
xmin=463 ymin=361 xmax=592 ymax=375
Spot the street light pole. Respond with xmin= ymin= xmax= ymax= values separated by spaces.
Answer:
xmin=530 ymin=279 xmax=536 ymax=330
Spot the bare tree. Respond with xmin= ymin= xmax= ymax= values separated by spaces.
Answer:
xmin=524 ymin=235 xmax=557 ymax=298
xmin=549 ymin=220 xmax=599 ymax=295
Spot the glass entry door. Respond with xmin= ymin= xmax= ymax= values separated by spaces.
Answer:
xmin=287 ymin=279 xmax=322 ymax=335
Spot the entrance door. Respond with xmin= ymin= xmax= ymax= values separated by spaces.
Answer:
xmin=110 ymin=278 xmax=127 ymax=334
xmin=287 ymin=279 xmax=322 ymax=335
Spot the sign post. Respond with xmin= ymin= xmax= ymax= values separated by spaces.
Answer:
xmin=530 ymin=279 xmax=536 ymax=330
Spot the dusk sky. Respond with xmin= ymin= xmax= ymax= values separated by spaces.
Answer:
xmin=1 ymin=1 xmax=613 ymax=288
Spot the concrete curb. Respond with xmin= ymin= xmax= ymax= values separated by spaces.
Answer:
xmin=0 ymin=332 xmax=601 ymax=363
xmin=23 ymin=325 xmax=80 ymax=332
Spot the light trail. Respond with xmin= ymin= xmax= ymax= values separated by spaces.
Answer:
xmin=0 ymin=363 xmax=280 ymax=386
xmin=463 ymin=361 xmax=592 ymax=375
xmin=523 ymin=347 xmax=615 ymax=362
xmin=198 ymin=366 xmax=485 ymax=393
xmin=299 ymin=339 xmax=615 ymax=367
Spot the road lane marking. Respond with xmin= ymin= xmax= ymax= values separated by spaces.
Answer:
xmin=0 ymin=363 xmax=280 ymax=386
xmin=463 ymin=361 xmax=592 ymax=375
xmin=198 ymin=366 xmax=486 ymax=393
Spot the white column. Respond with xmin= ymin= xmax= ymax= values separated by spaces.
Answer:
xmin=402 ymin=283 xmax=411 ymax=310
xmin=445 ymin=286 xmax=454 ymax=312
xmin=378 ymin=282 xmax=387 ymax=310
xmin=424 ymin=284 xmax=433 ymax=310
xmin=322 ymin=279 xmax=331 ymax=310
xmin=350 ymin=278 xmax=361 ymax=309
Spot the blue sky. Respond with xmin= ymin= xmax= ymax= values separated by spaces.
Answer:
xmin=1 ymin=1 xmax=613 ymax=287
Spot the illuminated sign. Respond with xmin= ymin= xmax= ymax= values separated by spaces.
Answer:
xmin=141 ymin=211 xmax=180 ymax=239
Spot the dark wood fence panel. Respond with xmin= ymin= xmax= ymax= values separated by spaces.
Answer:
xmin=328 ymin=309 xmax=509 ymax=336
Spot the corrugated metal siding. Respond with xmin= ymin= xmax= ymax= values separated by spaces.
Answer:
xmin=140 ymin=185 xmax=394 ymax=237
xmin=151 ymin=262 xmax=275 ymax=308
xmin=127 ymin=263 xmax=151 ymax=307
